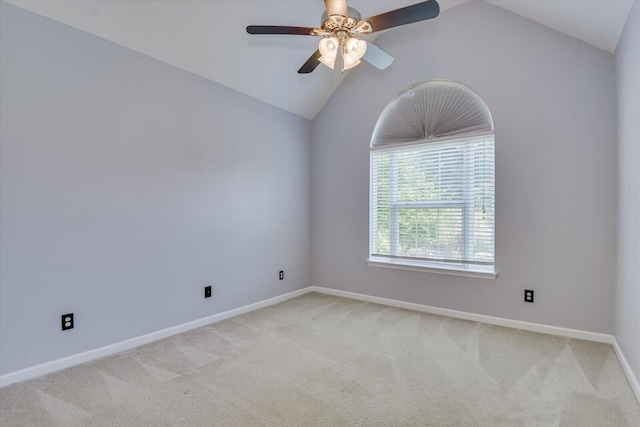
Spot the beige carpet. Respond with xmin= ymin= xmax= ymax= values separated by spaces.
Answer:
xmin=1 ymin=292 xmax=639 ymax=426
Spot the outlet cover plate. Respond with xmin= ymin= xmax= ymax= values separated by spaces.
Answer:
xmin=61 ymin=313 xmax=74 ymax=330
xmin=524 ymin=289 xmax=534 ymax=303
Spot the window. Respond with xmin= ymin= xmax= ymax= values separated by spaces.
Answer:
xmin=368 ymin=80 xmax=495 ymax=278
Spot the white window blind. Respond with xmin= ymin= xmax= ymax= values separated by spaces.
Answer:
xmin=370 ymin=134 xmax=495 ymax=270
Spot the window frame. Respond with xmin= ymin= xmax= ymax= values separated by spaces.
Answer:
xmin=368 ymin=132 xmax=496 ymax=279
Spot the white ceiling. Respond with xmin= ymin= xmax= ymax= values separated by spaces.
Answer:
xmin=5 ymin=0 xmax=634 ymax=120
xmin=486 ymin=0 xmax=633 ymax=53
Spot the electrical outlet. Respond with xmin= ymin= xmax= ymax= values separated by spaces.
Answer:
xmin=204 ymin=285 xmax=212 ymax=298
xmin=524 ymin=289 xmax=534 ymax=303
xmin=279 ymin=270 xmax=284 ymax=280
xmin=61 ymin=313 xmax=74 ymax=330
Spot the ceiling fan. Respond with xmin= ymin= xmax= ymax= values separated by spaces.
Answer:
xmin=246 ymin=0 xmax=440 ymax=74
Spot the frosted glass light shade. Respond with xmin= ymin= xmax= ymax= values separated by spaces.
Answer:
xmin=319 ymin=55 xmax=337 ymax=69
xmin=319 ymin=37 xmax=339 ymax=69
xmin=346 ymin=37 xmax=367 ymax=60
xmin=343 ymin=52 xmax=361 ymax=70
xmin=319 ymin=37 xmax=339 ymax=57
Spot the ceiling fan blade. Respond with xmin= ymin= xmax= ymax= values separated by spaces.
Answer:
xmin=362 ymin=41 xmax=394 ymax=70
xmin=298 ymin=49 xmax=322 ymax=74
xmin=360 ymin=0 xmax=440 ymax=33
xmin=246 ymin=25 xmax=316 ymax=36
xmin=324 ymin=0 xmax=348 ymax=18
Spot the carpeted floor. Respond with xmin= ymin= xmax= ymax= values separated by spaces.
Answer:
xmin=1 ymin=292 xmax=639 ymax=426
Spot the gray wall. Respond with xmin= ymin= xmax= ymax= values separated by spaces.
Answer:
xmin=0 ymin=3 xmax=311 ymax=375
xmin=615 ymin=0 xmax=640 ymax=383
xmin=311 ymin=1 xmax=617 ymax=333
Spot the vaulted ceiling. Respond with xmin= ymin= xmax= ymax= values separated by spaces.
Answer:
xmin=5 ymin=0 xmax=634 ymax=119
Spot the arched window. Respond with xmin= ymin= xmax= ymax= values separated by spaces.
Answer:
xmin=368 ymin=80 xmax=496 ymax=278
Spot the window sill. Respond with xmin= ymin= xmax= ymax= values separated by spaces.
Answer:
xmin=367 ymin=258 xmax=497 ymax=280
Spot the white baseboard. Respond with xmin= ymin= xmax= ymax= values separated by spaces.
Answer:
xmin=311 ymin=286 xmax=640 ymax=403
xmin=0 ymin=287 xmax=312 ymax=388
xmin=612 ymin=339 xmax=640 ymax=403
xmin=311 ymin=286 xmax=614 ymax=343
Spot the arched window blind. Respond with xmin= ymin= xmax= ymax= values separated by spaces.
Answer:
xmin=369 ymin=80 xmax=495 ymax=275
xmin=371 ymin=79 xmax=494 ymax=147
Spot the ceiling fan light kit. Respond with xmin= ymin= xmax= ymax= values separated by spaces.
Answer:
xmin=247 ymin=0 xmax=440 ymax=74
xmin=317 ymin=5 xmax=367 ymax=72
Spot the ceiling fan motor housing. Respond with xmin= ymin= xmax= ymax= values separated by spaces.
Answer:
xmin=321 ymin=7 xmax=361 ymax=31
